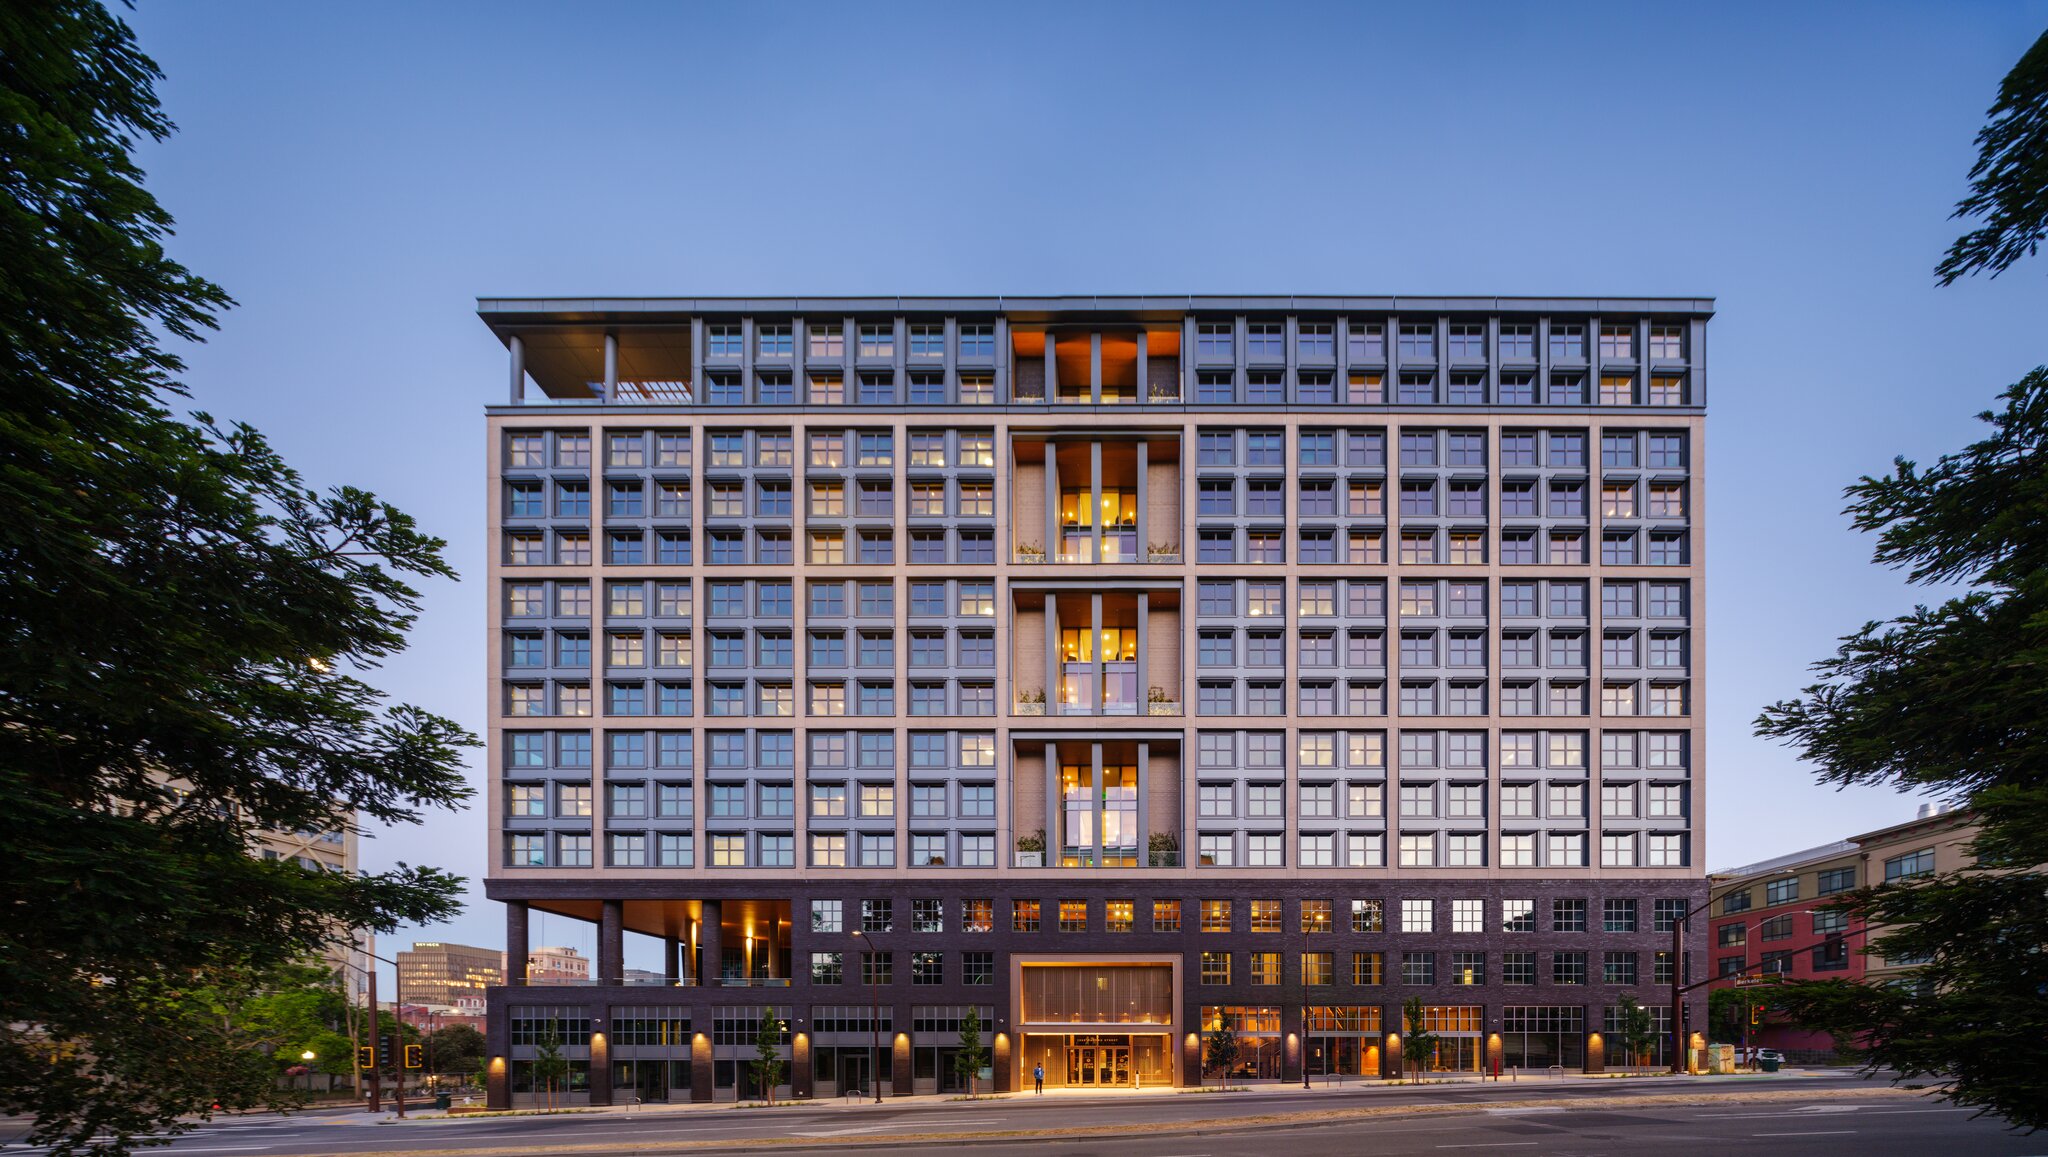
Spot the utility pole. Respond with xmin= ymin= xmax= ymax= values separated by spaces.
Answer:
xmin=366 ymin=933 xmax=381 ymax=1112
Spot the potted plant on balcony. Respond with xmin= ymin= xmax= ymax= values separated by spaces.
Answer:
xmin=1015 ymin=830 xmax=1045 ymax=869
xmin=1016 ymin=686 xmax=1046 ymax=715
xmin=1148 ymin=832 xmax=1179 ymax=868
xmin=1014 ymin=541 xmax=1046 ymax=563
xmin=1147 ymin=541 xmax=1180 ymax=564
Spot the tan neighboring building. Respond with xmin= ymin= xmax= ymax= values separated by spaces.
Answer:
xmin=397 ymin=942 xmax=507 ymax=1012
xmin=250 ymin=822 xmax=363 ymax=994
xmin=525 ymin=945 xmax=591 ymax=985
xmin=1848 ymin=806 xmax=1980 ymax=985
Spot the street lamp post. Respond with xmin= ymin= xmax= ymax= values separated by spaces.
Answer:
xmin=1300 ymin=902 xmax=1311 ymax=1089
xmin=851 ymin=929 xmax=884 ymax=1103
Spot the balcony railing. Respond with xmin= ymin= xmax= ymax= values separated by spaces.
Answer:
xmin=1014 ymin=699 xmax=1047 ymax=716
xmin=718 ymin=977 xmax=793 ymax=988
xmin=1146 ymin=699 xmax=1182 ymax=717
xmin=517 ymin=380 xmax=697 ymax=405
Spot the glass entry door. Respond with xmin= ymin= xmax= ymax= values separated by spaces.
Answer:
xmin=1065 ymin=1036 xmax=1133 ymax=1086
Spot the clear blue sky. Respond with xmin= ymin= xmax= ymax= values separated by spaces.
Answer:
xmin=124 ymin=1 xmax=2048 ymax=980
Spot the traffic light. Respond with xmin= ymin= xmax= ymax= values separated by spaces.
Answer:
xmin=379 ymin=1033 xmax=399 ymax=1071
xmin=403 ymin=1044 xmax=423 ymax=1070
xmin=1751 ymin=1003 xmax=1764 ymax=1026
xmin=356 ymin=1046 xmax=375 ymax=1070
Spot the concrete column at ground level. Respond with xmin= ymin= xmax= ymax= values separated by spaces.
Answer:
xmin=691 ymin=1032 xmax=713 ymax=1102
xmin=994 ymin=1031 xmax=1013 ymax=1093
xmin=1486 ymin=1029 xmax=1504 ymax=1077
xmin=1183 ymin=1029 xmax=1204 ymax=1086
xmin=792 ymin=1032 xmax=813 ymax=1100
xmin=891 ymin=1032 xmax=913 ymax=1097
xmin=486 ymin=1055 xmax=510 ymax=1110
xmin=598 ymin=900 xmax=623 ymax=984
xmin=505 ymin=901 xmax=529 ymax=985
xmin=1584 ymin=1005 xmax=1606 ymax=1073
xmin=1283 ymin=1004 xmax=1303 ymax=1084
xmin=699 ymin=901 xmax=723 ymax=986
xmin=1383 ymin=1003 xmax=1404 ymax=1078
xmin=589 ymin=1020 xmax=612 ymax=1106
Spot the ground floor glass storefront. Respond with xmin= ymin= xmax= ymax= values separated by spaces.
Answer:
xmin=1419 ymin=1005 xmax=1484 ymax=1072
xmin=1021 ymin=1033 xmax=1172 ymax=1088
xmin=1304 ymin=1005 xmax=1383 ymax=1078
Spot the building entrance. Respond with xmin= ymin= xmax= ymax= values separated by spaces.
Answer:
xmin=1065 ymin=1036 xmax=1132 ymax=1087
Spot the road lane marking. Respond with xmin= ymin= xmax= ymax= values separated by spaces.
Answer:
xmin=1436 ymin=1145 xmax=1540 ymax=1150
xmin=1754 ymin=1131 xmax=1856 ymax=1137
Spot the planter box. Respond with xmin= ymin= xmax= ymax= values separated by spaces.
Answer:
xmin=1014 ymin=852 xmax=1044 ymax=868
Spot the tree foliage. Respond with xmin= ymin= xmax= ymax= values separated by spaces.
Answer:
xmin=954 ymin=1007 xmax=987 ymax=1096
xmin=1400 ymin=996 xmax=1438 ymax=1078
xmin=1203 ymin=1024 xmax=1239 ymax=1081
xmin=0 ymin=3 xmax=473 ymax=1153
xmin=1756 ymin=370 xmax=2048 ymax=1128
xmin=530 ymin=1026 xmax=567 ymax=1112
xmin=425 ymin=1025 xmax=487 ymax=1077
xmin=750 ymin=1009 xmax=785 ymax=1104
xmin=1937 ymin=28 xmax=2048 ymax=284
xmin=1614 ymin=994 xmax=1656 ymax=1067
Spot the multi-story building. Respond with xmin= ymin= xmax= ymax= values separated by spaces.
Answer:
xmin=397 ymin=941 xmax=507 ymax=1011
xmin=1707 ymin=804 xmax=1980 ymax=1059
xmin=479 ymin=296 xmax=1712 ymax=1107
xmin=526 ymin=944 xmax=593 ymax=986
xmin=250 ymin=820 xmax=362 ymax=993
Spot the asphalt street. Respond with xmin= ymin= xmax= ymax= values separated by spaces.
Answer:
xmin=2 ymin=1073 xmax=2037 ymax=1156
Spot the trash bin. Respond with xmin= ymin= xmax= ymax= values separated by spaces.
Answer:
xmin=1759 ymin=1057 xmax=1781 ymax=1073
xmin=433 ymin=1093 xmax=452 ymax=1110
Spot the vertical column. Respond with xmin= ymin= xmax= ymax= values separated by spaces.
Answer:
xmin=1090 ymin=591 xmax=1104 ymax=716
xmin=892 ymin=1032 xmax=913 ymax=1098
xmin=1046 ymin=740 xmax=1061 ymax=861
xmin=1284 ymin=315 xmax=1298 ymax=402
xmin=1089 ymin=442 xmax=1103 ymax=564
xmin=1136 ymin=738 xmax=1150 ymax=864
xmin=604 ymin=332 xmax=619 ymax=401
xmin=1136 ymin=330 xmax=1150 ymax=405
xmin=1044 ymin=595 xmax=1059 ymax=716
xmin=506 ymin=901 xmax=530 ymax=985
xmin=689 ymin=317 xmax=705 ymax=406
xmin=598 ymin=900 xmax=624 ymax=985
xmin=1090 ymin=741 xmax=1104 ymax=866
xmin=691 ymin=1031 xmax=714 ymax=1102
xmin=1181 ymin=314 xmax=1197 ymax=401
xmin=1584 ymin=1005 xmax=1606 ymax=1073
xmin=994 ymin=315 xmax=1011 ymax=402
xmin=590 ymin=1013 xmax=613 ymax=1105
xmin=1044 ymin=328 xmax=1057 ymax=400
xmin=1231 ymin=314 xmax=1247 ymax=401
xmin=508 ymin=334 xmax=526 ymax=404
xmin=699 ymin=900 xmax=723 ymax=987
xmin=792 ymin=1030 xmax=813 ymax=1099
xmin=666 ymin=937 xmax=683 ymax=985
xmin=1282 ymin=1004 xmax=1303 ymax=1083
xmin=1135 ymin=592 xmax=1150 ymax=719
xmin=1090 ymin=332 xmax=1103 ymax=405
xmin=1135 ymin=441 xmax=1149 ymax=562
xmin=1045 ymin=438 xmax=1060 ymax=561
